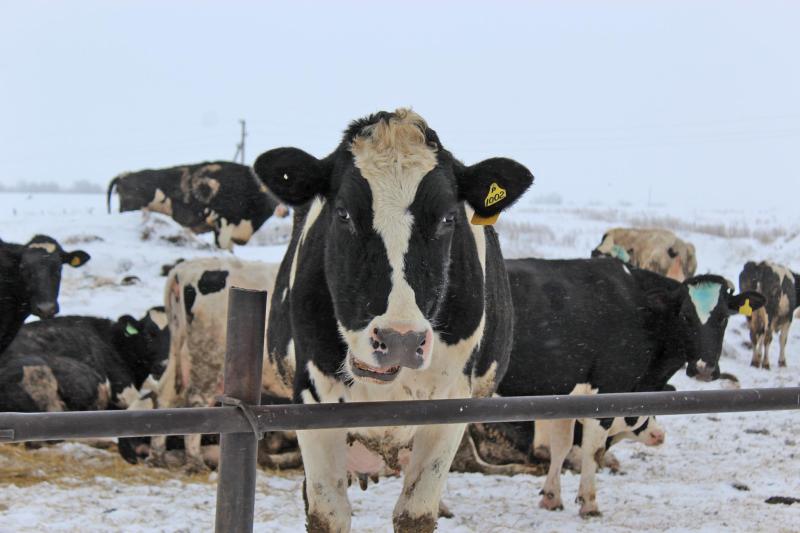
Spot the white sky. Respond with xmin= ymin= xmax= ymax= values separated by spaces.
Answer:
xmin=1 ymin=0 xmax=798 ymax=207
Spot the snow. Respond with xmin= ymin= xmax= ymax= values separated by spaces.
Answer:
xmin=1 ymin=192 xmax=799 ymax=532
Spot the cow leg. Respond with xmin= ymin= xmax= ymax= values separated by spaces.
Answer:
xmin=298 ymin=428 xmax=351 ymax=533
xmin=750 ymin=329 xmax=762 ymax=368
xmin=532 ymin=420 xmax=551 ymax=461
xmin=538 ymin=418 xmax=575 ymax=511
xmin=576 ymin=418 xmax=608 ymax=517
xmin=146 ymin=435 xmax=168 ymax=468
xmin=393 ymin=423 xmax=466 ymax=533
xmin=183 ymin=433 xmax=208 ymax=474
xmin=778 ymin=323 xmax=791 ymax=367
xmin=762 ymin=330 xmax=773 ymax=370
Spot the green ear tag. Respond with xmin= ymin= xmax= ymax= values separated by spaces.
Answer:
xmin=125 ymin=323 xmax=139 ymax=336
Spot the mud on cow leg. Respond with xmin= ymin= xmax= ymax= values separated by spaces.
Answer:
xmin=182 ymin=433 xmax=209 ymax=474
xmin=298 ymin=428 xmax=351 ymax=533
xmin=145 ymin=435 xmax=168 ymax=468
xmin=538 ymin=418 xmax=574 ymax=511
xmin=393 ymin=423 xmax=465 ymax=533
xmin=576 ymin=418 xmax=608 ymax=518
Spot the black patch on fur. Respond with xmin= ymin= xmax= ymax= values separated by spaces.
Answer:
xmin=183 ymin=285 xmax=197 ymax=323
xmin=198 ymin=270 xmax=229 ymax=295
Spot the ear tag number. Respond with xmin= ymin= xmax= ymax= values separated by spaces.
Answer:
xmin=739 ymin=298 xmax=753 ymax=317
xmin=484 ymin=182 xmax=507 ymax=207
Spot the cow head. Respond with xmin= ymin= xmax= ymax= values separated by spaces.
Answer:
xmin=254 ymin=109 xmax=533 ymax=385
xmin=114 ymin=306 xmax=171 ymax=388
xmin=20 ymin=235 xmax=90 ymax=318
xmin=647 ymin=275 xmax=765 ymax=381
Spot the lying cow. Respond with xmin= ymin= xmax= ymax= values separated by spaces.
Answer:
xmin=592 ymin=227 xmax=697 ymax=281
xmin=144 ymin=257 xmax=282 ymax=472
xmin=740 ymin=261 xmax=800 ymax=369
xmin=0 ymin=235 xmax=90 ymax=353
xmin=0 ymin=307 xmax=169 ymax=413
xmin=107 ymin=161 xmax=289 ymax=249
xmin=456 ymin=415 xmax=665 ymax=476
xmin=252 ymin=108 xmax=533 ymax=532
xmin=501 ymin=257 xmax=763 ymax=517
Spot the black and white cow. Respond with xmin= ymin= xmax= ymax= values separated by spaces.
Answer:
xmin=0 ymin=235 xmax=90 ymax=353
xmin=739 ymin=261 xmax=800 ymax=369
xmin=107 ymin=161 xmax=289 ymax=249
xmin=0 ymin=307 xmax=170 ymax=414
xmin=500 ymin=257 xmax=764 ymax=517
xmin=252 ymin=108 xmax=533 ymax=532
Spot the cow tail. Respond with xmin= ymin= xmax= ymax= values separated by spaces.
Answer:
xmin=106 ymin=177 xmax=119 ymax=213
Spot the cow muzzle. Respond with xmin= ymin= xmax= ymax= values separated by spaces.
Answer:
xmin=686 ymin=360 xmax=718 ymax=382
xmin=349 ymin=324 xmax=433 ymax=384
xmin=33 ymin=302 xmax=58 ymax=318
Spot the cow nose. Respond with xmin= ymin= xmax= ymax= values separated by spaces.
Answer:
xmin=371 ymin=327 xmax=429 ymax=370
xmin=590 ymin=249 xmax=602 ymax=258
xmin=649 ymin=431 xmax=665 ymax=446
xmin=35 ymin=302 xmax=58 ymax=318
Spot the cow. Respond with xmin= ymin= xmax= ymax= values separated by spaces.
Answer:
xmin=739 ymin=261 xmax=800 ymax=369
xmin=143 ymin=257 xmax=282 ymax=472
xmin=500 ymin=257 xmax=764 ymax=517
xmin=107 ymin=161 xmax=289 ymax=249
xmin=592 ymin=228 xmax=697 ymax=281
xmin=0 ymin=235 xmax=90 ymax=354
xmin=251 ymin=108 xmax=534 ymax=532
xmin=0 ymin=307 xmax=169 ymax=414
xmin=454 ymin=415 xmax=665 ymax=476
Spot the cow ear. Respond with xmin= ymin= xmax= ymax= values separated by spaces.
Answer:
xmin=253 ymin=147 xmax=330 ymax=206
xmin=63 ymin=250 xmax=90 ymax=268
xmin=728 ymin=291 xmax=766 ymax=316
xmin=118 ymin=315 xmax=141 ymax=337
xmin=456 ymin=157 xmax=534 ymax=225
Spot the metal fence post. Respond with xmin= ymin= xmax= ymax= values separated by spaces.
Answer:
xmin=215 ymin=287 xmax=267 ymax=533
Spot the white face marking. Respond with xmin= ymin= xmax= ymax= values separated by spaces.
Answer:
xmin=281 ymin=287 xmax=288 ymax=302
xmin=340 ymin=110 xmax=438 ymax=369
xmin=687 ymin=282 xmax=722 ymax=324
xmin=148 ymin=309 xmax=168 ymax=330
xmin=28 ymin=242 xmax=57 ymax=254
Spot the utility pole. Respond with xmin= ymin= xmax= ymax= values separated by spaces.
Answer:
xmin=232 ymin=119 xmax=247 ymax=164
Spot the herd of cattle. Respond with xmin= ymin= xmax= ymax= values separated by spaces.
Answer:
xmin=2 ymin=108 xmax=799 ymax=531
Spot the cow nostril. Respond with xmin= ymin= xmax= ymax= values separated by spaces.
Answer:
xmin=420 ymin=339 xmax=425 ymax=346
xmin=380 ymin=343 xmax=386 ymax=350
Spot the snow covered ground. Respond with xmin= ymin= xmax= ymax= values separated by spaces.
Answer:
xmin=1 ymin=192 xmax=799 ymax=532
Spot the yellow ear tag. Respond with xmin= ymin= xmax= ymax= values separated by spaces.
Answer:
xmin=470 ymin=212 xmax=500 ymax=226
xmin=70 ymin=256 xmax=82 ymax=267
xmin=484 ymin=182 xmax=507 ymax=207
xmin=738 ymin=298 xmax=753 ymax=317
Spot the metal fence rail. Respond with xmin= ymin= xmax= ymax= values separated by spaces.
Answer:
xmin=1 ymin=288 xmax=799 ymax=533
xmin=2 ymin=387 xmax=799 ymax=443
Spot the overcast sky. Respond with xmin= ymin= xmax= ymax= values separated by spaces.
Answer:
xmin=1 ymin=1 xmax=798 ymax=207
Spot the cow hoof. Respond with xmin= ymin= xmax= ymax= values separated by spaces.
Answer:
xmin=438 ymin=501 xmax=454 ymax=519
xmin=394 ymin=512 xmax=436 ymax=533
xmin=538 ymin=492 xmax=564 ymax=511
xmin=182 ymin=458 xmax=210 ymax=475
xmin=580 ymin=509 xmax=603 ymax=519
xmin=779 ymin=361 xmax=787 ymax=368
xmin=750 ymin=361 xmax=760 ymax=368
xmin=144 ymin=454 xmax=167 ymax=469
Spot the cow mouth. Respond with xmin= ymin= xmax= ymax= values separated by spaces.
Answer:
xmin=349 ymin=354 xmax=400 ymax=383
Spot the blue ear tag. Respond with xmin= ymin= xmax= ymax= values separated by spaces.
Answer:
xmin=125 ymin=323 xmax=139 ymax=336
xmin=611 ymin=245 xmax=630 ymax=263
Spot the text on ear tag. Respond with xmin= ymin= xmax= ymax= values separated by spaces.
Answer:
xmin=739 ymin=298 xmax=753 ymax=317
xmin=70 ymin=256 xmax=82 ymax=266
xmin=484 ymin=182 xmax=507 ymax=207
xmin=470 ymin=212 xmax=500 ymax=226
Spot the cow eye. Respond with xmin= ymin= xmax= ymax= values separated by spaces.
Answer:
xmin=336 ymin=207 xmax=350 ymax=221
xmin=442 ymin=211 xmax=456 ymax=225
